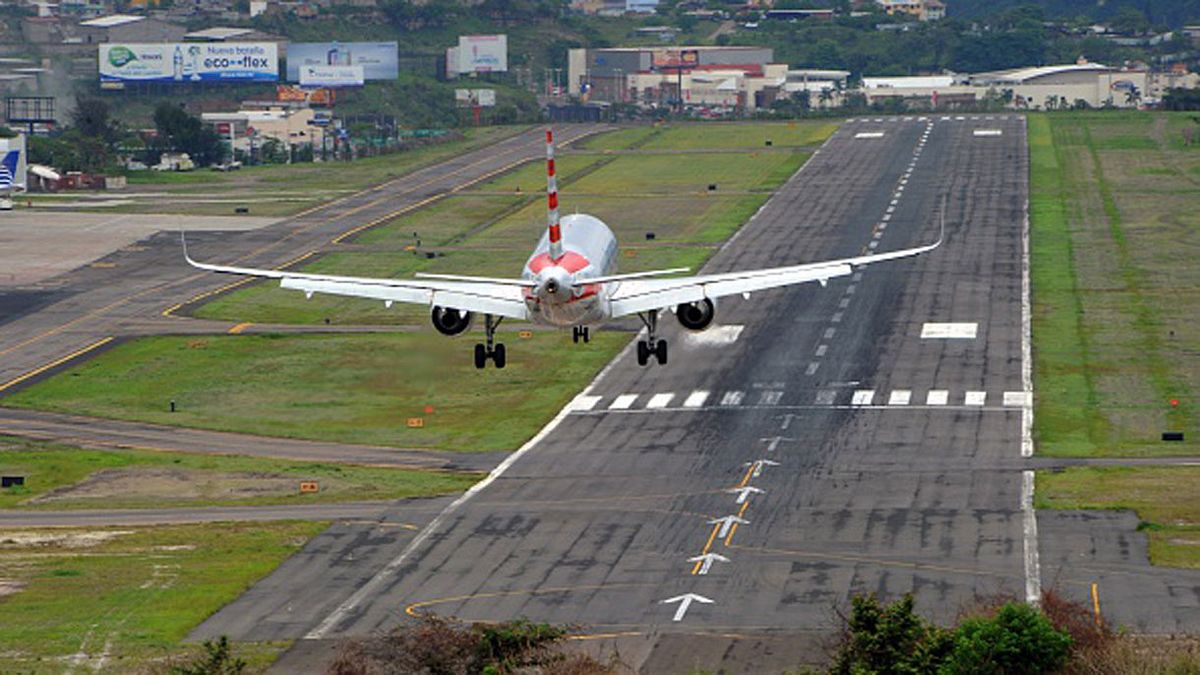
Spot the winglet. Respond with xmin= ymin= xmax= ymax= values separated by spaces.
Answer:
xmin=181 ymin=231 xmax=197 ymax=267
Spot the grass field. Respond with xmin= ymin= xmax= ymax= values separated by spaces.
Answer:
xmin=0 ymin=520 xmax=324 ymax=671
xmin=189 ymin=121 xmax=825 ymax=326
xmin=1030 ymin=112 xmax=1200 ymax=458
xmin=0 ymin=435 xmax=476 ymax=510
xmin=3 ymin=332 xmax=628 ymax=451
xmin=48 ymin=126 xmax=527 ymax=218
xmin=1037 ymin=467 xmax=1200 ymax=569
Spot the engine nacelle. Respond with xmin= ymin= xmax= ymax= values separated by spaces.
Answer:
xmin=431 ymin=306 xmax=473 ymax=336
xmin=675 ymin=298 xmax=717 ymax=331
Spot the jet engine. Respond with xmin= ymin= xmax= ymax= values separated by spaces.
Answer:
xmin=675 ymin=298 xmax=717 ymax=331
xmin=431 ymin=306 xmax=473 ymax=336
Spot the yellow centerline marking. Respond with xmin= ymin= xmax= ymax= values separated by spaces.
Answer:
xmin=725 ymin=500 xmax=751 ymax=547
xmin=737 ymin=464 xmax=755 ymax=488
xmin=693 ymin=523 xmax=724 ymax=574
xmin=0 ymin=336 xmax=115 ymax=394
xmin=228 ymin=322 xmax=252 ymax=334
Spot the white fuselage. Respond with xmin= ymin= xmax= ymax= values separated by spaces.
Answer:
xmin=521 ymin=213 xmax=618 ymax=327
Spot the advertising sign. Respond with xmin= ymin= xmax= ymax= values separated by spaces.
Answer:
xmin=286 ymin=42 xmax=398 ymax=81
xmin=652 ymin=48 xmax=699 ymax=69
xmin=100 ymin=43 xmax=279 ymax=83
xmin=299 ymin=65 xmax=364 ymax=87
xmin=455 ymin=88 xmax=496 ymax=107
xmin=457 ymin=34 xmax=507 ymax=73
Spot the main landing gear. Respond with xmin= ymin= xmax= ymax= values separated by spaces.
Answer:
xmin=474 ymin=314 xmax=506 ymax=369
xmin=636 ymin=309 xmax=668 ymax=367
xmin=572 ymin=326 xmax=590 ymax=343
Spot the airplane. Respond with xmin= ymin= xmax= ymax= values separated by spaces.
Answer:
xmin=185 ymin=128 xmax=942 ymax=369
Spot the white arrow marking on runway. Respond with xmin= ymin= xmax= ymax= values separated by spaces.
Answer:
xmin=744 ymin=459 xmax=780 ymax=478
xmin=727 ymin=486 xmax=764 ymax=504
xmin=708 ymin=515 xmax=749 ymax=539
xmin=760 ymin=436 xmax=793 ymax=452
xmin=661 ymin=593 xmax=715 ymax=621
xmin=687 ymin=552 xmax=729 ymax=575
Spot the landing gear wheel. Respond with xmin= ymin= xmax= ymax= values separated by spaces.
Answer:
xmin=493 ymin=343 xmax=506 ymax=369
xmin=572 ymin=326 xmax=590 ymax=344
xmin=637 ymin=341 xmax=650 ymax=366
xmin=474 ymin=344 xmax=487 ymax=369
xmin=655 ymin=339 xmax=668 ymax=365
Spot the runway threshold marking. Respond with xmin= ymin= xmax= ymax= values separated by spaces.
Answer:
xmin=0 ymin=336 xmax=114 ymax=395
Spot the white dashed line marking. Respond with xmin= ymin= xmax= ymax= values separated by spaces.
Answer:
xmin=925 ymin=390 xmax=949 ymax=406
xmin=610 ymin=394 xmax=639 ymax=410
xmin=759 ymin=390 xmax=783 ymax=406
xmin=683 ymin=390 xmax=710 ymax=408
xmin=831 ymin=312 xmax=843 ymax=323
xmin=570 ymin=395 xmax=602 ymax=412
xmin=815 ymin=344 xmax=828 ymax=357
xmin=838 ymin=297 xmax=850 ymax=309
xmin=720 ymin=391 xmax=745 ymax=406
xmin=823 ymin=328 xmax=836 ymax=340
xmin=805 ymin=362 xmax=820 ymax=376
xmin=815 ymin=390 xmax=836 ymax=405
xmin=646 ymin=393 xmax=675 ymax=409
xmin=683 ymin=324 xmax=744 ymax=346
xmin=921 ymin=322 xmax=978 ymax=339
xmin=1003 ymin=391 xmax=1031 ymax=407
xmin=964 ymin=391 xmax=987 ymax=406
xmin=888 ymin=390 xmax=912 ymax=406
xmin=851 ymin=390 xmax=875 ymax=406
xmin=974 ymin=129 xmax=1002 ymax=137
xmin=855 ymin=132 xmax=885 ymax=139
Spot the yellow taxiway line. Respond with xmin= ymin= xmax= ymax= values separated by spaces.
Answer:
xmin=0 ymin=336 xmax=115 ymax=395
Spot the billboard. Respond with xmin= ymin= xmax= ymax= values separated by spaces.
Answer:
xmin=652 ymin=48 xmax=700 ymax=69
xmin=457 ymin=34 xmax=507 ymax=73
xmin=286 ymin=42 xmax=398 ymax=81
xmin=299 ymin=65 xmax=364 ymax=88
xmin=100 ymin=43 xmax=279 ymax=83
xmin=455 ymin=88 xmax=496 ymax=107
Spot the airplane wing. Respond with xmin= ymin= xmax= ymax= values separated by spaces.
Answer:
xmin=608 ymin=235 xmax=940 ymax=318
xmin=183 ymin=239 xmax=530 ymax=320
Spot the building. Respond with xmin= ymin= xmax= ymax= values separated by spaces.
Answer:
xmin=876 ymin=0 xmax=944 ymax=21
xmin=861 ymin=61 xmax=1149 ymax=110
xmin=201 ymin=106 xmax=327 ymax=160
xmin=77 ymin=14 xmax=187 ymax=43
xmin=568 ymin=46 xmax=783 ymax=111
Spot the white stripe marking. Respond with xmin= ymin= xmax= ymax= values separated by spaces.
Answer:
xmin=815 ymin=390 xmax=836 ymax=405
xmin=1004 ymin=391 xmax=1031 ymax=407
xmin=855 ymin=132 xmax=884 ymax=139
xmin=805 ymin=362 xmax=820 ymax=376
xmin=720 ymin=391 xmax=745 ymax=406
xmin=683 ymin=390 xmax=710 ymax=408
xmin=610 ymin=394 xmax=639 ymax=410
xmin=1023 ymin=470 xmax=1041 ymax=604
xmin=570 ymin=395 xmax=602 ymax=412
xmin=964 ymin=391 xmax=987 ymax=406
xmin=888 ymin=390 xmax=912 ymax=406
xmin=683 ymin=324 xmax=744 ymax=347
xmin=974 ymin=129 xmax=1003 ymax=137
xmin=759 ymin=390 xmax=783 ymax=406
xmin=924 ymin=390 xmax=947 ymax=406
xmin=646 ymin=393 xmax=675 ymax=409
xmin=851 ymin=390 xmax=875 ymax=406
xmin=921 ymin=322 xmax=978 ymax=339
xmin=815 ymin=344 xmax=828 ymax=357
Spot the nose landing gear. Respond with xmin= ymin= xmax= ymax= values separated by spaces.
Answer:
xmin=474 ymin=314 xmax=506 ymax=369
xmin=635 ymin=310 xmax=668 ymax=366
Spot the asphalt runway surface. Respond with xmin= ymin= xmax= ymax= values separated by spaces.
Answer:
xmin=189 ymin=115 xmax=1200 ymax=672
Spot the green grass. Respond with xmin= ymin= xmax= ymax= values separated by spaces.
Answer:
xmin=0 ymin=521 xmax=324 ymax=671
xmin=1037 ymin=467 xmax=1200 ymax=569
xmin=640 ymin=121 xmax=837 ymax=150
xmin=0 ymin=435 xmax=477 ymax=510
xmin=1030 ymin=112 xmax=1200 ymax=457
xmin=76 ymin=126 xmax=528 ymax=217
xmin=3 ymin=333 xmax=627 ymax=451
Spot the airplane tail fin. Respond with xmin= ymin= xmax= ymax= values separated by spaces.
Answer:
xmin=545 ymin=128 xmax=563 ymax=262
xmin=0 ymin=151 xmax=18 ymax=190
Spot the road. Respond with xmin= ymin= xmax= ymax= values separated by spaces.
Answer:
xmin=187 ymin=115 xmax=1200 ymax=673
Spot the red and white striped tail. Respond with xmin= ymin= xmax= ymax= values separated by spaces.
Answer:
xmin=545 ymin=128 xmax=563 ymax=262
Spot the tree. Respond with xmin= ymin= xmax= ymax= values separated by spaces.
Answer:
xmin=942 ymin=603 xmax=1072 ymax=674
xmin=152 ymin=102 xmax=221 ymax=167
xmin=831 ymin=594 xmax=953 ymax=674
xmin=70 ymin=97 xmax=120 ymax=146
xmin=1109 ymin=6 xmax=1149 ymax=35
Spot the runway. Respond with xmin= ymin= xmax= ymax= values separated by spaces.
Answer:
xmin=187 ymin=115 xmax=1200 ymax=672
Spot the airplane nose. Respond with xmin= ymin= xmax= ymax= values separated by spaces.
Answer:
xmin=545 ymin=278 xmax=559 ymax=295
